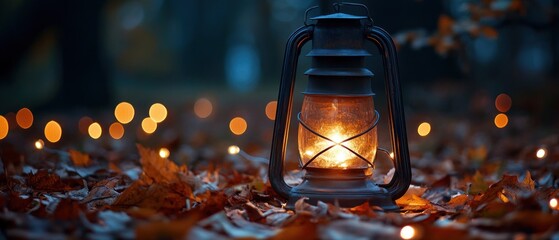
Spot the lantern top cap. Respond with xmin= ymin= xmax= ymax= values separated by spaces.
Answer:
xmin=310 ymin=13 xmax=367 ymax=21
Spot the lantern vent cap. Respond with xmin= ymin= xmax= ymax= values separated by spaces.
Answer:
xmin=310 ymin=13 xmax=367 ymax=20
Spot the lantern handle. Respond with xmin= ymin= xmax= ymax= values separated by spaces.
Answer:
xmin=366 ymin=26 xmax=411 ymax=200
xmin=269 ymin=25 xmax=314 ymax=199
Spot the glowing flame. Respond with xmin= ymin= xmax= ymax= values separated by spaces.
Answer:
xmin=265 ymin=101 xmax=277 ymax=120
xmin=194 ymin=98 xmax=213 ymax=119
xmin=141 ymin=117 xmax=157 ymax=134
xmin=228 ymin=145 xmax=240 ymax=155
xmin=88 ymin=122 xmax=102 ymax=139
xmin=400 ymin=225 xmax=416 ymax=240
xmin=159 ymin=147 xmax=170 ymax=158
xmin=417 ymin=122 xmax=431 ymax=137
xmin=536 ymin=148 xmax=546 ymax=159
xmin=34 ymin=139 xmax=44 ymax=150
xmin=109 ymin=122 xmax=124 ymax=140
xmin=44 ymin=120 xmax=62 ymax=143
xmin=229 ymin=117 xmax=247 ymax=135
xmin=16 ymin=108 xmax=33 ymax=129
xmin=114 ymin=102 xmax=135 ymax=124
xmin=0 ymin=115 xmax=8 ymax=140
xmin=149 ymin=103 xmax=167 ymax=123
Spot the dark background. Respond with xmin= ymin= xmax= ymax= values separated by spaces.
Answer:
xmin=0 ymin=0 xmax=557 ymax=127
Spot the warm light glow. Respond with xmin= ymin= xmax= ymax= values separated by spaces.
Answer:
xmin=229 ymin=117 xmax=247 ymax=135
xmin=16 ymin=108 xmax=33 ymax=129
xmin=495 ymin=93 xmax=512 ymax=112
xmin=494 ymin=113 xmax=508 ymax=128
xmin=194 ymin=98 xmax=213 ymax=119
xmin=265 ymin=101 xmax=277 ymax=120
xmin=228 ymin=145 xmax=240 ymax=155
xmin=34 ymin=139 xmax=44 ymax=150
xmin=0 ymin=115 xmax=8 ymax=140
xmin=550 ymin=198 xmax=558 ymax=209
xmin=400 ymin=225 xmax=416 ymax=240
xmin=109 ymin=122 xmax=124 ymax=140
xmin=114 ymin=102 xmax=135 ymax=124
xmin=298 ymin=96 xmax=377 ymax=169
xmin=44 ymin=120 xmax=62 ymax=143
xmin=536 ymin=148 xmax=546 ymax=159
xmin=159 ymin=147 xmax=170 ymax=158
xmin=417 ymin=122 xmax=431 ymax=137
xmin=390 ymin=152 xmax=395 ymax=159
xmin=141 ymin=117 xmax=157 ymax=134
xmin=88 ymin=122 xmax=102 ymax=139
xmin=149 ymin=103 xmax=167 ymax=123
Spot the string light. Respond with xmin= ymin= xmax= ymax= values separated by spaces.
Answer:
xmin=34 ymin=139 xmax=44 ymax=150
xmin=88 ymin=122 xmax=102 ymax=139
xmin=194 ymin=98 xmax=213 ymax=119
xmin=16 ymin=108 xmax=33 ymax=129
xmin=141 ymin=117 xmax=157 ymax=134
xmin=44 ymin=120 xmax=62 ymax=143
xmin=536 ymin=148 xmax=547 ymax=159
xmin=229 ymin=117 xmax=247 ymax=135
xmin=114 ymin=102 xmax=135 ymax=124
xmin=149 ymin=103 xmax=167 ymax=123
xmin=0 ymin=115 xmax=8 ymax=140
xmin=228 ymin=145 xmax=240 ymax=155
xmin=550 ymin=198 xmax=558 ymax=209
xmin=495 ymin=93 xmax=512 ymax=112
xmin=494 ymin=113 xmax=508 ymax=128
xmin=265 ymin=101 xmax=277 ymax=120
xmin=417 ymin=122 xmax=431 ymax=137
xmin=109 ymin=122 xmax=125 ymax=140
xmin=159 ymin=147 xmax=170 ymax=158
xmin=400 ymin=225 xmax=416 ymax=240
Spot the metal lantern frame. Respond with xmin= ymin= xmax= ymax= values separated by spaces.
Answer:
xmin=269 ymin=3 xmax=411 ymax=210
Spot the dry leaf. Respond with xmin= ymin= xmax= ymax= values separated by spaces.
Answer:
xmin=68 ymin=149 xmax=91 ymax=167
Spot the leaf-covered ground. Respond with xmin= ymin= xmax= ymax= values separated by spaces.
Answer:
xmin=1 ymin=106 xmax=558 ymax=240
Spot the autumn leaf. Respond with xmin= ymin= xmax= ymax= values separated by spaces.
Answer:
xmin=469 ymin=170 xmax=489 ymax=195
xmin=68 ymin=149 xmax=91 ymax=167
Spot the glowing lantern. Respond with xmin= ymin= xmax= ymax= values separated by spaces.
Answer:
xmin=269 ymin=3 xmax=411 ymax=210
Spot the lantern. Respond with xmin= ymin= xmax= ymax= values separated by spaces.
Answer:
xmin=269 ymin=3 xmax=411 ymax=210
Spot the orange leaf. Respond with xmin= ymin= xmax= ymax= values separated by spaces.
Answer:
xmin=68 ymin=149 xmax=91 ymax=167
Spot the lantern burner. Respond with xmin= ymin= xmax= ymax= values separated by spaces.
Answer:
xmin=297 ymin=110 xmax=379 ymax=169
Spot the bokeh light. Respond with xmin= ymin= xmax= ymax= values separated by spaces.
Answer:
xmin=88 ymin=122 xmax=102 ymax=139
xmin=16 ymin=108 xmax=33 ymax=129
xmin=265 ymin=101 xmax=277 ymax=120
xmin=228 ymin=145 xmax=240 ymax=155
xmin=34 ymin=139 xmax=44 ymax=150
xmin=115 ymin=102 xmax=135 ymax=124
xmin=194 ymin=98 xmax=213 ymax=119
xmin=109 ymin=122 xmax=125 ymax=140
xmin=141 ymin=117 xmax=157 ymax=134
xmin=159 ymin=147 xmax=170 ymax=158
xmin=149 ymin=103 xmax=167 ymax=123
xmin=536 ymin=148 xmax=547 ymax=159
xmin=494 ymin=113 xmax=508 ymax=128
xmin=0 ymin=115 xmax=9 ymax=140
xmin=417 ymin=122 xmax=431 ymax=137
xmin=44 ymin=120 xmax=62 ymax=143
xmin=495 ymin=93 xmax=512 ymax=112
xmin=229 ymin=117 xmax=247 ymax=135
xmin=550 ymin=198 xmax=558 ymax=209
xmin=400 ymin=225 xmax=416 ymax=240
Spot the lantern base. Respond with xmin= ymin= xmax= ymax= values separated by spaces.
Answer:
xmin=287 ymin=168 xmax=399 ymax=211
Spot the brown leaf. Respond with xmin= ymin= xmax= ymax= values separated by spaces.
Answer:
xmin=137 ymin=144 xmax=187 ymax=184
xmin=68 ymin=149 xmax=91 ymax=167
xmin=52 ymin=198 xmax=84 ymax=220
